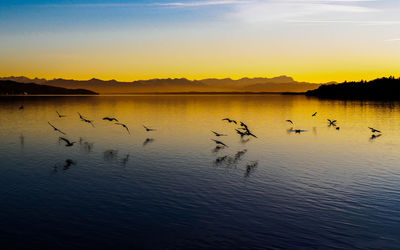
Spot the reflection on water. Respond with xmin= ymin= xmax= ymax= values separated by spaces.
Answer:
xmin=1 ymin=95 xmax=400 ymax=249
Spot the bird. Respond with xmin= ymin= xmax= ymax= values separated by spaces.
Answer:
xmin=370 ymin=134 xmax=382 ymax=140
xmin=222 ymin=118 xmax=237 ymax=124
xmin=212 ymin=131 xmax=227 ymax=137
xmin=288 ymin=129 xmax=308 ymax=134
xmin=103 ymin=117 xmax=118 ymax=122
xmin=245 ymin=130 xmax=257 ymax=138
xmin=115 ymin=123 xmax=130 ymax=134
xmin=212 ymin=139 xmax=228 ymax=147
xmin=312 ymin=112 xmax=317 ymax=117
xmin=336 ymin=127 xmax=340 ymax=130
xmin=286 ymin=120 xmax=294 ymax=125
xmin=143 ymin=138 xmax=155 ymax=146
xmin=236 ymin=129 xmax=247 ymax=137
xmin=327 ymin=119 xmax=337 ymax=126
xmin=19 ymin=105 xmax=24 ymax=110
xmin=56 ymin=111 xmax=66 ymax=118
xmin=78 ymin=113 xmax=95 ymax=127
xmin=143 ymin=125 xmax=156 ymax=132
xmin=59 ymin=137 xmax=76 ymax=147
xmin=240 ymin=121 xmax=249 ymax=130
xmin=48 ymin=122 xmax=66 ymax=135
xmin=368 ymin=127 xmax=381 ymax=133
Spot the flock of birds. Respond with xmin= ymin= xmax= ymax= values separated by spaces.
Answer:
xmin=17 ymin=105 xmax=384 ymax=175
xmin=283 ymin=112 xmax=382 ymax=140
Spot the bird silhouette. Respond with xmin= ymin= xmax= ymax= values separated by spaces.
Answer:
xmin=236 ymin=129 xmax=247 ymax=137
xmin=78 ymin=113 xmax=95 ymax=127
xmin=286 ymin=120 xmax=294 ymax=125
xmin=59 ymin=137 xmax=76 ymax=147
xmin=370 ymin=134 xmax=382 ymax=141
xmin=222 ymin=118 xmax=237 ymax=124
xmin=212 ymin=131 xmax=227 ymax=137
xmin=143 ymin=138 xmax=155 ymax=146
xmin=115 ymin=123 xmax=130 ymax=134
xmin=143 ymin=125 xmax=156 ymax=132
xmin=327 ymin=119 xmax=337 ymax=126
xmin=368 ymin=127 xmax=381 ymax=133
xmin=19 ymin=105 xmax=24 ymax=110
xmin=312 ymin=112 xmax=317 ymax=117
xmin=56 ymin=111 xmax=66 ymax=118
xmin=336 ymin=127 xmax=340 ymax=130
xmin=48 ymin=122 xmax=66 ymax=135
xmin=103 ymin=117 xmax=118 ymax=122
xmin=212 ymin=139 xmax=228 ymax=147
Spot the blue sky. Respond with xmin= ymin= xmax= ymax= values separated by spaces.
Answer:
xmin=0 ymin=0 xmax=399 ymax=82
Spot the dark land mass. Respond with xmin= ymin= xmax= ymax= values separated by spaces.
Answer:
xmin=0 ymin=80 xmax=98 ymax=95
xmin=0 ymin=76 xmax=322 ymax=94
xmin=306 ymin=77 xmax=400 ymax=100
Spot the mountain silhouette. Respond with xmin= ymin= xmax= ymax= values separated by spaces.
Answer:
xmin=306 ymin=77 xmax=400 ymax=99
xmin=0 ymin=76 xmax=321 ymax=94
xmin=0 ymin=80 xmax=98 ymax=95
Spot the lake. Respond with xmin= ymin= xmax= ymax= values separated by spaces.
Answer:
xmin=0 ymin=95 xmax=400 ymax=249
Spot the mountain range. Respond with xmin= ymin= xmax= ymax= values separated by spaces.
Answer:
xmin=0 ymin=76 xmax=324 ymax=94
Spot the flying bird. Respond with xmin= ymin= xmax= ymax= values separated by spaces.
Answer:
xmin=236 ymin=129 xmax=247 ymax=137
xmin=312 ymin=112 xmax=317 ymax=117
xmin=222 ymin=118 xmax=237 ymax=124
xmin=143 ymin=125 xmax=156 ymax=132
xmin=212 ymin=131 xmax=227 ymax=137
xmin=368 ymin=127 xmax=381 ymax=133
xmin=286 ymin=120 xmax=294 ymax=125
xmin=48 ymin=122 xmax=66 ymax=135
xmin=59 ymin=137 xmax=76 ymax=147
xmin=78 ymin=113 xmax=95 ymax=127
xmin=116 ymin=123 xmax=130 ymax=134
xmin=212 ymin=139 xmax=228 ymax=148
xmin=56 ymin=111 xmax=66 ymax=118
xmin=240 ymin=122 xmax=249 ymax=130
xmin=327 ymin=119 xmax=337 ymax=126
xmin=103 ymin=117 xmax=118 ymax=122
xmin=143 ymin=138 xmax=155 ymax=146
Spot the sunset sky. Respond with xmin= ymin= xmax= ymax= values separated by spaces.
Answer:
xmin=0 ymin=0 xmax=399 ymax=83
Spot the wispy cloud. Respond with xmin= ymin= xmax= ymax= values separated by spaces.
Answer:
xmin=385 ymin=38 xmax=400 ymax=42
xmin=228 ymin=0 xmax=378 ymax=23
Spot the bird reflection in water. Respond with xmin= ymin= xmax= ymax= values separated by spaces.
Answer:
xmin=120 ymin=154 xmax=130 ymax=166
xmin=245 ymin=161 xmax=258 ymax=177
xmin=53 ymin=159 xmax=77 ymax=172
xmin=104 ymin=150 xmax=118 ymax=161
xmin=19 ymin=134 xmax=24 ymax=149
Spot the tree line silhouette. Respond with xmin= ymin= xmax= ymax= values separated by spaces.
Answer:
xmin=306 ymin=76 xmax=400 ymax=100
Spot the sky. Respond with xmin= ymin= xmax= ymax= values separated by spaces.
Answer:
xmin=0 ymin=0 xmax=399 ymax=83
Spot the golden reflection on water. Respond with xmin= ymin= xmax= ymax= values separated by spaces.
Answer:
xmin=1 ymin=95 xmax=400 ymax=162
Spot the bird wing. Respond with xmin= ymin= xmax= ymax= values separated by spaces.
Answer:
xmin=211 ymin=131 xmax=218 ymax=136
xmin=59 ymin=137 xmax=70 ymax=144
xmin=48 ymin=122 xmax=56 ymax=129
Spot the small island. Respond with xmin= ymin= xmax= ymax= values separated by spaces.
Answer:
xmin=0 ymin=80 xmax=98 ymax=95
xmin=306 ymin=77 xmax=400 ymax=100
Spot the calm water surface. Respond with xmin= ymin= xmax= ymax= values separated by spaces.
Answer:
xmin=0 ymin=95 xmax=400 ymax=249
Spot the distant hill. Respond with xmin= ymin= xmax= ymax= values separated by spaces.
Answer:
xmin=0 ymin=76 xmax=322 ymax=94
xmin=0 ymin=80 xmax=98 ymax=95
xmin=306 ymin=77 xmax=400 ymax=99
